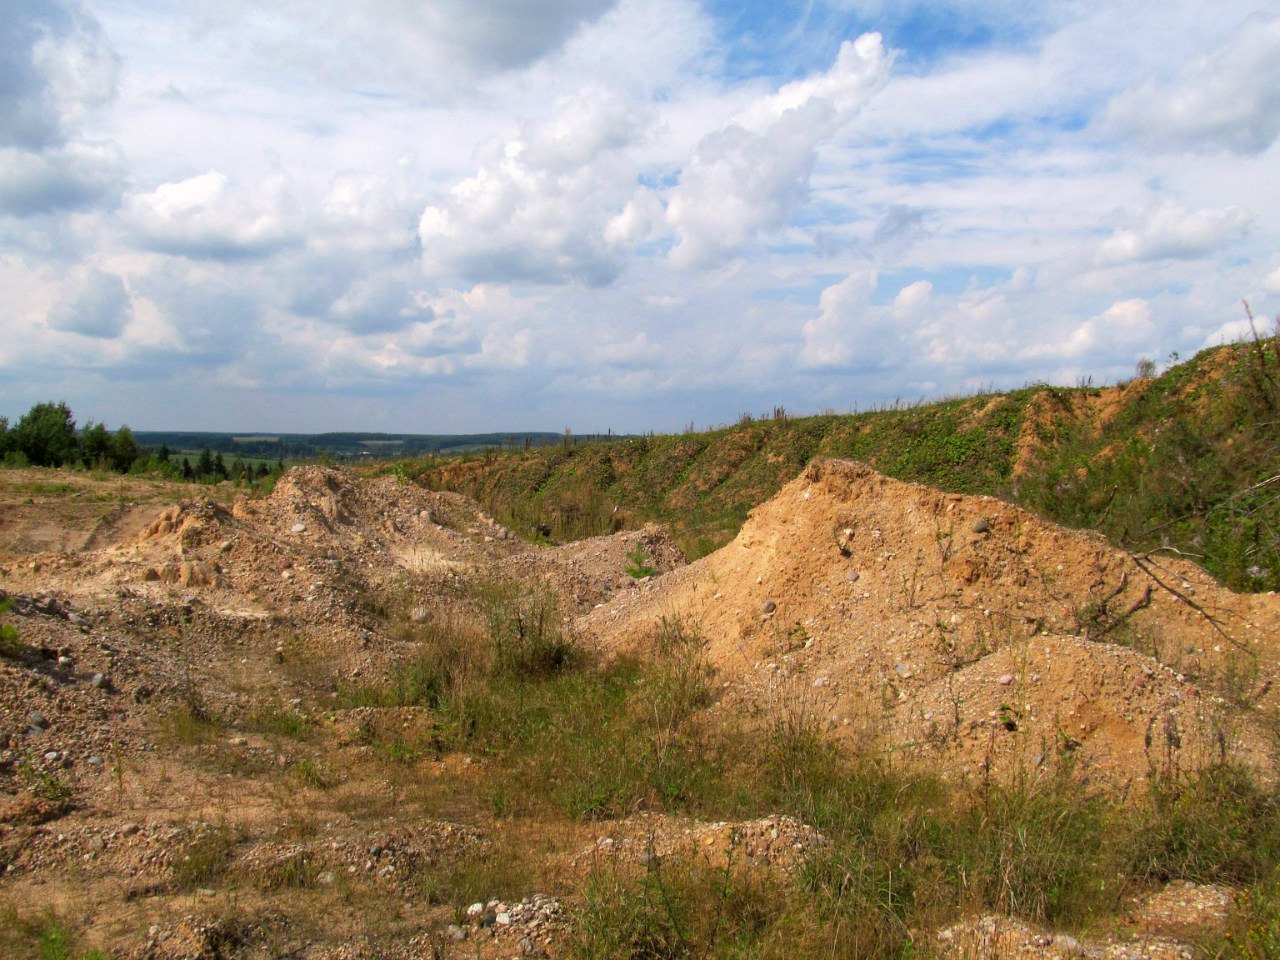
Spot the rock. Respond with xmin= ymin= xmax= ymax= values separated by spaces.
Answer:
xmin=57 ymin=656 xmax=73 ymax=667
xmin=291 ymin=523 xmax=307 ymax=534
xmin=317 ymin=871 xmax=335 ymax=886
xmin=91 ymin=673 xmax=110 ymax=690
xmin=29 ymin=712 xmax=48 ymax=730
xmin=846 ymin=570 xmax=861 ymax=583
xmin=496 ymin=912 xmax=511 ymax=926
xmin=44 ymin=751 xmax=60 ymax=762
xmin=481 ymin=911 xmax=497 ymax=929
xmin=69 ymin=612 xmax=89 ymax=628
xmin=219 ymin=540 xmax=233 ymax=553
xmin=998 ymin=673 xmax=1015 ymax=686
xmin=466 ymin=902 xmax=485 ymax=917
xmin=141 ymin=568 xmax=160 ymax=582
xmin=972 ymin=518 xmax=992 ymax=534
xmin=761 ymin=600 xmax=777 ymax=614
xmin=87 ymin=756 xmax=104 ymax=767
xmin=448 ymin=924 xmax=467 ymax=941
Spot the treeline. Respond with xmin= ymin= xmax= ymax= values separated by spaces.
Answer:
xmin=0 ymin=401 xmax=283 ymax=486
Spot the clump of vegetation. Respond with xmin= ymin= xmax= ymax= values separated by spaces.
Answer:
xmin=625 ymin=543 xmax=656 ymax=579
xmin=0 ymin=597 xmax=24 ymax=659
xmin=0 ymin=906 xmax=107 ymax=960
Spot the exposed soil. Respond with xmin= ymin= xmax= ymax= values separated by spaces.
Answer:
xmin=1 ymin=461 xmax=1274 ymax=957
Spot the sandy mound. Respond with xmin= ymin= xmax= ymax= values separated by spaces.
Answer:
xmin=500 ymin=523 xmax=686 ymax=614
xmin=583 ymin=459 xmax=1280 ymax=788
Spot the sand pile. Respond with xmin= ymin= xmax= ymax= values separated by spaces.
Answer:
xmin=583 ymin=458 xmax=1280 ymax=788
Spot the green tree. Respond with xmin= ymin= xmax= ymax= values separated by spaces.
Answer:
xmin=196 ymin=447 xmax=214 ymax=479
xmin=212 ymin=451 xmax=227 ymax=479
xmin=12 ymin=401 xmax=78 ymax=467
xmin=181 ymin=457 xmax=193 ymax=480
xmin=110 ymin=426 xmax=138 ymax=473
xmin=80 ymin=421 xmax=111 ymax=468
xmin=0 ymin=416 xmax=9 ymax=456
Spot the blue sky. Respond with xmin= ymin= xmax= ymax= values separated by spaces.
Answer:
xmin=2 ymin=0 xmax=1278 ymax=433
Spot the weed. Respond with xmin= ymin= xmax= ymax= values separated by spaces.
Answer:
xmin=1126 ymin=764 xmax=1280 ymax=885
xmin=625 ymin=543 xmax=657 ymax=579
xmin=172 ymin=823 xmax=241 ymax=889
xmin=0 ymin=597 xmax=24 ymax=658
xmin=18 ymin=758 xmax=72 ymax=804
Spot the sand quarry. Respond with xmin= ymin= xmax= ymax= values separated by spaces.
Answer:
xmin=0 ymin=460 xmax=1276 ymax=957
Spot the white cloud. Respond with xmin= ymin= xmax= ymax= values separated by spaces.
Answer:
xmin=799 ymin=265 xmax=884 ymax=369
xmin=1105 ymin=15 xmax=1280 ymax=155
xmin=0 ymin=141 xmax=122 ymax=216
xmin=1096 ymin=201 xmax=1251 ymax=265
xmin=46 ymin=268 xmax=132 ymax=338
xmin=418 ymin=87 xmax=650 ymax=286
xmin=187 ymin=0 xmax=617 ymax=97
xmin=124 ymin=171 xmax=302 ymax=260
xmin=1 ymin=0 xmax=118 ymax=151
xmin=893 ymin=279 xmax=932 ymax=316
xmin=666 ymin=34 xmax=890 ymax=268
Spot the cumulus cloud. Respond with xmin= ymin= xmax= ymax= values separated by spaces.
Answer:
xmin=0 ymin=0 xmax=121 ymax=218
xmin=666 ymin=34 xmax=890 ymax=268
xmin=800 ymin=265 xmax=894 ymax=369
xmin=124 ymin=171 xmax=302 ymax=260
xmin=46 ymin=268 xmax=132 ymax=338
xmin=326 ymin=274 xmax=435 ymax=336
xmin=196 ymin=0 xmax=615 ymax=93
xmin=1105 ymin=15 xmax=1280 ymax=154
xmin=0 ymin=141 xmax=122 ymax=216
xmin=1 ymin=0 xmax=118 ymax=150
xmin=1096 ymin=201 xmax=1251 ymax=265
xmin=1022 ymin=298 xmax=1154 ymax=360
xmin=418 ymin=87 xmax=649 ymax=285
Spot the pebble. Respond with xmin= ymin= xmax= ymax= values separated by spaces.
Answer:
xmin=87 ymin=756 xmax=104 ymax=767
xmin=448 ymin=924 xmax=467 ymax=941
xmin=291 ymin=523 xmax=307 ymax=533
xmin=846 ymin=570 xmax=860 ymax=583
xmin=44 ymin=750 xmax=61 ymax=762
xmin=998 ymin=673 xmax=1016 ymax=685
xmin=466 ymin=902 xmax=485 ymax=917
xmin=91 ymin=673 xmax=109 ymax=689
xmin=29 ymin=712 xmax=49 ymax=730
xmin=972 ymin=518 xmax=992 ymax=533
xmin=761 ymin=600 xmax=777 ymax=614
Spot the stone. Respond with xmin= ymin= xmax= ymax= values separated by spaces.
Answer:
xmin=761 ymin=600 xmax=777 ymax=614
xmin=291 ymin=523 xmax=307 ymax=534
xmin=448 ymin=924 xmax=467 ymax=941
xmin=87 ymin=756 xmax=104 ymax=767
xmin=29 ymin=712 xmax=48 ymax=730
xmin=466 ymin=902 xmax=485 ymax=917
xmin=846 ymin=570 xmax=861 ymax=583
xmin=998 ymin=673 xmax=1016 ymax=685
xmin=972 ymin=518 xmax=992 ymax=534
xmin=91 ymin=673 xmax=109 ymax=690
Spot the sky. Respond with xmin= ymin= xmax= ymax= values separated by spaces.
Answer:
xmin=2 ymin=0 xmax=1279 ymax=434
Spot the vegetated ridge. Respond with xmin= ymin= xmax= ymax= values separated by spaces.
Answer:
xmin=413 ymin=337 xmax=1280 ymax=593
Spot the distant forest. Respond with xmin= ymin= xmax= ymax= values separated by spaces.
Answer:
xmin=133 ymin=431 xmax=573 ymax=461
